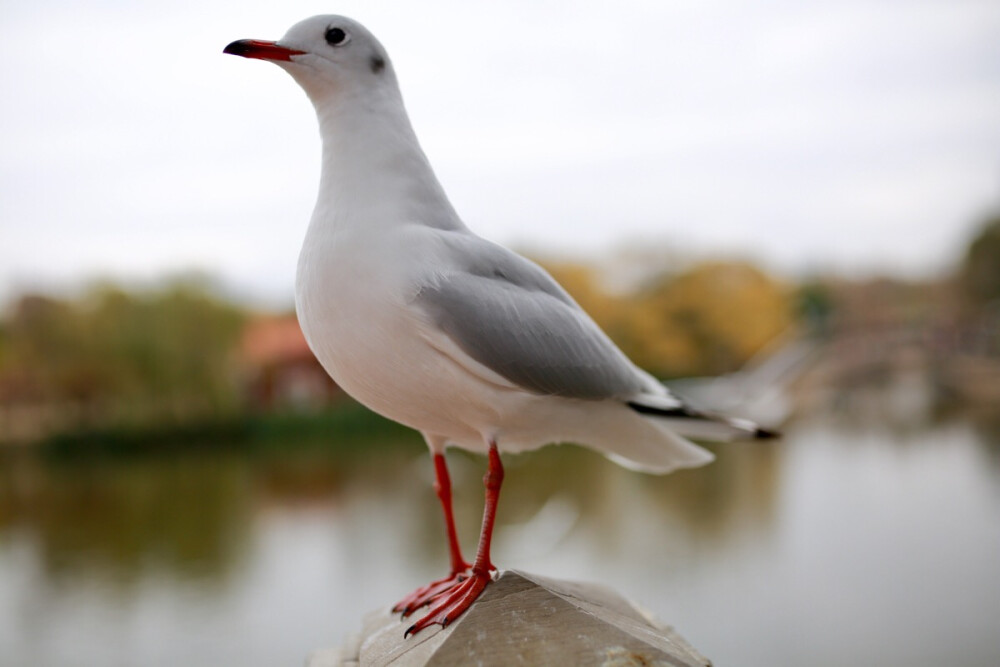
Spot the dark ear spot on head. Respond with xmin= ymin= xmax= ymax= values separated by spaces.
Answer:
xmin=370 ymin=54 xmax=385 ymax=74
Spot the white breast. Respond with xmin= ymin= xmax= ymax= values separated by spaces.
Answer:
xmin=294 ymin=222 xmax=500 ymax=445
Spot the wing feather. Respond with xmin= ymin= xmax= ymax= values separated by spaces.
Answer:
xmin=412 ymin=236 xmax=648 ymax=400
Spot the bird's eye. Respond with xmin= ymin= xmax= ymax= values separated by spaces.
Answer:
xmin=325 ymin=27 xmax=349 ymax=47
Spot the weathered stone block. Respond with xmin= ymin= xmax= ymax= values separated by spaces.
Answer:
xmin=308 ymin=570 xmax=710 ymax=666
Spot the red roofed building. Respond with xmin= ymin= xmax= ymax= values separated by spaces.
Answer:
xmin=240 ymin=315 xmax=342 ymax=410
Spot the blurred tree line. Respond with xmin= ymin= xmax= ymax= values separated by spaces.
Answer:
xmin=0 ymin=261 xmax=790 ymax=442
xmin=543 ymin=260 xmax=791 ymax=378
xmin=2 ymin=209 xmax=998 ymax=444
xmin=960 ymin=212 xmax=1000 ymax=310
xmin=0 ymin=278 xmax=246 ymax=437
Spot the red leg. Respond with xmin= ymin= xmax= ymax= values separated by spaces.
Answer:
xmin=393 ymin=452 xmax=471 ymax=615
xmin=405 ymin=442 xmax=504 ymax=637
xmin=435 ymin=452 xmax=471 ymax=575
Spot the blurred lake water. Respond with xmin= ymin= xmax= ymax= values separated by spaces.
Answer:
xmin=1 ymin=404 xmax=998 ymax=667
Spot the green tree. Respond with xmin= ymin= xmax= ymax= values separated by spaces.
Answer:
xmin=0 ymin=279 xmax=247 ymax=427
xmin=960 ymin=213 xmax=1000 ymax=308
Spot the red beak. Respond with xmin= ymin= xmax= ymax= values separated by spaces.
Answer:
xmin=223 ymin=39 xmax=305 ymax=62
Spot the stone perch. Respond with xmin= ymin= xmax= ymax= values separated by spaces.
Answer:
xmin=308 ymin=570 xmax=711 ymax=666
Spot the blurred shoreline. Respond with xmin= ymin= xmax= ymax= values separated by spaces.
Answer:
xmin=2 ymin=215 xmax=998 ymax=449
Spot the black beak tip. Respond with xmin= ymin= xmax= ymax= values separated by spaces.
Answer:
xmin=223 ymin=39 xmax=251 ymax=57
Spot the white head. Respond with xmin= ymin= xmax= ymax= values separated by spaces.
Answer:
xmin=224 ymin=15 xmax=398 ymax=107
xmin=225 ymin=16 xmax=459 ymax=230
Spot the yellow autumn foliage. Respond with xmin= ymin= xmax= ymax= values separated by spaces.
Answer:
xmin=537 ymin=258 xmax=791 ymax=379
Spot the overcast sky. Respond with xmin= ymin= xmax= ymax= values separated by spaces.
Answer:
xmin=2 ymin=0 xmax=999 ymax=306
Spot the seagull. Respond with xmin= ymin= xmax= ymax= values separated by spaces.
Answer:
xmin=224 ymin=15 xmax=776 ymax=637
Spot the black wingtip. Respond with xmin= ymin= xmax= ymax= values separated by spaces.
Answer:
xmin=629 ymin=399 xmax=781 ymax=440
xmin=626 ymin=401 xmax=694 ymax=418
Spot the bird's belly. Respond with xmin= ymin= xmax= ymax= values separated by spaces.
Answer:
xmin=296 ymin=284 xmax=490 ymax=445
xmin=296 ymin=285 xmax=637 ymax=457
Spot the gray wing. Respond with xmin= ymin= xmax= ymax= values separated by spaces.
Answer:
xmin=413 ymin=235 xmax=648 ymax=400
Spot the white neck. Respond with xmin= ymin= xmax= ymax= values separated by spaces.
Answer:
xmin=307 ymin=84 xmax=463 ymax=234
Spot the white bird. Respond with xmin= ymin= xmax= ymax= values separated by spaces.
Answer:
xmin=224 ymin=15 xmax=775 ymax=636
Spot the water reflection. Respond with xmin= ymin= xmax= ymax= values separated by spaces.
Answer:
xmin=1 ymin=407 xmax=999 ymax=666
xmin=0 ymin=455 xmax=253 ymax=588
